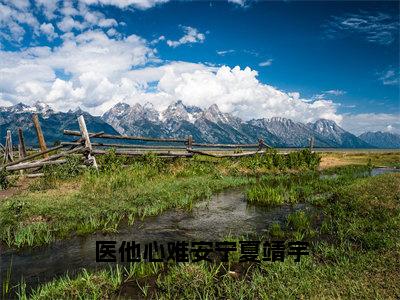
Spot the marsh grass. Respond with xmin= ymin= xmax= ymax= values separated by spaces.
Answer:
xmin=246 ymin=185 xmax=285 ymax=205
xmin=269 ymin=222 xmax=285 ymax=238
xmin=286 ymin=211 xmax=310 ymax=232
xmin=14 ymin=173 xmax=400 ymax=299
xmin=0 ymin=150 xmax=320 ymax=248
xmin=245 ymin=164 xmax=377 ymax=207
xmin=4 ymin=153 xmax=400 ymax=298
xmin=238 ymin=149 xmax=320 ymax=173
xmin=1 ymin=258 xmax=12 ymax=299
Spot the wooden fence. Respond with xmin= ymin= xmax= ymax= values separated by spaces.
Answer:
xmin=1 ymin=114 xmax=315 ymax=176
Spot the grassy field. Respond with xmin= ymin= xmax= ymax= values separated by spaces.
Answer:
xmin=0 ymin=149 xmax=320 ymax=248
xmin=319 ymin=151 xmax=400 ymax=169
xmin=1 ymin=151 xmax=400 ymax=299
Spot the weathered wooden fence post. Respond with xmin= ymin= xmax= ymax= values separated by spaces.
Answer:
xmin=187 ymin=135 xmax=193 ymax=150
xmin=18 ymin=128 xmax=27 ymax=158
xmin=3 ymin=130 xmax=14 ymax=163
xmin=78 ymin=115 xmax=98 ymax=170
xmin=18 ymin=128 xmax=26 ymax=174
xmin=32 ymin=114 xmax=49 ymax=158
xmin=258 ymin=138 xmax=264 ymax=151
xmin=309 ymin=136 xmax=314 ymax=152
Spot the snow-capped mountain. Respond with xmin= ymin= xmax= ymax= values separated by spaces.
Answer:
xmin=0 ymin=101 xmax=53 ymax=115
xmin=161 ymin=100 xmax=201 ymax=123
xmin=100 ymin=101 xmax=374 ymax=148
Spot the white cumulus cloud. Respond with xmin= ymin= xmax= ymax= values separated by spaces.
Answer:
xmin=0 ymin=30 xmax=158 ymax=114
xmin=155 ymin=65 xmax=342 ymax=123
xmin=0 ymin=29 xmax=344 ymax=124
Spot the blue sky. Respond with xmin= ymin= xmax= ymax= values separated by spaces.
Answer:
xmin=0 ymin=0 xmax=399 ymax=134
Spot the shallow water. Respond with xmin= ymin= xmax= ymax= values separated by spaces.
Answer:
xmin=369 ymin=167 xmax=400 ymax=176
xmin=0 ymin=190 xmax=310 ymax=295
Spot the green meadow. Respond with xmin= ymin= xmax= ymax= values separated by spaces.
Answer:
xmin=1 ymin=150 xmax=399 ymax=299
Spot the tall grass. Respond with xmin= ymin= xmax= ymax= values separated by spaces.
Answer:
xmin=14 ymin=172 xmax=400 ymax=300
xmin=2 ymin=258 xmax=12 ymax=299
xmin=246 ymin=185 xmax=285 ymax=206
xmin=1 ymin=150 xmax=320 ymax=248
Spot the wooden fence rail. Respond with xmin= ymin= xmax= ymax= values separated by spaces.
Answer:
xmin=1 ymin=114 xmax=315 ymax=176
xmin=61 ymin=142 xmax=188 ymax=150
xmin=63 ymin=130 xmax=187 ymax=143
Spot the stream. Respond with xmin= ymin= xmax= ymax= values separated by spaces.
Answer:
xmin=0 ymin=190 xmax=311 ymax=296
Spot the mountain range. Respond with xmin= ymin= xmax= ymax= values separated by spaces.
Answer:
xmin=358 ymin=131 xmax=400 ymax=149
xmin=1 ymin=101 xmax=398 ymax=149
xmin=101 ymin=100 xmax=373 ymax=148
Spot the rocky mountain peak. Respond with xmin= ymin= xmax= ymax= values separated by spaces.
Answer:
xmin=1 ymin=101 xmax=54 ymax=115
xmin=76 ymin=106 xmax=87 ymax=113
xmin=311 ymin=119 xmax=344 ymax=135
xmin=0 ymin=102 xmax=28 ymax=113
xmin=162 ymin=100 xmax=193 ymax=123
xmin=202 ymin=104 xmax=225 ymax=122
xmin=12 ymin=102 xmax=31 ymax=112
xmin=199 ymin=104 xmax=243 ymax=128
xmin=266 ymin=117 xmax=296 ymax=126
xmin=33 ymin=101 xmax=53 ymax=114
xmin=115 ymin=102 xmax=131 ymax=112
xmin=143 ymin=102 xmax=155 ymax=110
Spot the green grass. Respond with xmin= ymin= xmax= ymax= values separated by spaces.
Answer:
xmin=17 ymin=172 xmax=400 ymax=299
xmin=286 ymin=211 xmax=311 ymax=232
xmin=245 ymin=164 xmax=376 ymax=207
xmin=4 ymin=152 xmax=400 ymax=298
xmin=320 ymin=151 xmax=400 ymax=169
xmin=0 ymin=166 xmax=249 ymax=248
xmin=0 ymin=151 xmax=319 ymax=248
xmin=246 ymin=185 xmax=286 ymax=205
xmin=269 ymin=222 xmax=285 ymax=238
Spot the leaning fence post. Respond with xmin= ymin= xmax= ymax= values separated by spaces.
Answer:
xmin=18 ymin=128 xmax=27 ymax=158
xmin=3 ymin=130 xmax=13 ymax=163
xmin=78 ymin=115 xmax=98 ymax=170
xmin=32 ymin=114 xmax=49 ymax=158
xmin=309 ymin=136 xmax=314 ymax=152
